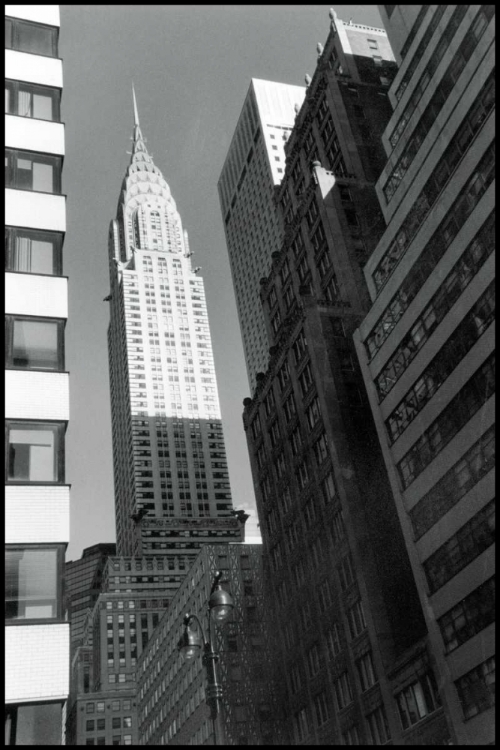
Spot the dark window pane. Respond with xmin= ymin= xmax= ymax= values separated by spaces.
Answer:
xmin=16 ymin=20 xmax=57 ymax=56
xmin=5 ymin=547 xmax=60 ymax=620
xmin=11 ymin=319 xmax=60 ymax=370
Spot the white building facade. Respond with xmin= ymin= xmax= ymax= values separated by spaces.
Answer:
xmin=107 ymin=95 xmax=243 ymax=561
xmin=5 ymin=4 xmax=70 ymax=744
xmin=218 ymin=79 xmax=306 ymax=391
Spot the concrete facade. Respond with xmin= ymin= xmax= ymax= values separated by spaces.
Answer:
xmin=218 ymin=79 xmax=306 ymax=391
xmin=5 ymin=4 xmax=70 ymax=743
xmin=354 ymin=5 xmax=495 ymax=744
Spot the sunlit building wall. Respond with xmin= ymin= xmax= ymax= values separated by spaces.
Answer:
xmin=5 ymin=4 xmax=70 ymax=744
xmin=218 ymin=79 xmax=306 ymax=391
xmin=354 ymin=5 xmax=495 ymax=744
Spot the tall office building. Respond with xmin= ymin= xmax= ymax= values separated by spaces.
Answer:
xmin=106 ymin=92 xmax=243 ymax=562
xmin=218 ymin=79 xmax=306 ymax=391
xmin=5 ymin=4 xmax=70 ymax=744
xmin=242 ymin=11 xmax=453 ymax=745
xmin=65 ymin=543 xmax=117 ymax=655
xmin=354 ymin=5 xmax=495 ymax=745
xmin=66 ymin=555 xmax=174 ymax=746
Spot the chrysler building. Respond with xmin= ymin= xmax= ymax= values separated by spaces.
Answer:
xmin=106 ymin=90 xmax=243 ymax=566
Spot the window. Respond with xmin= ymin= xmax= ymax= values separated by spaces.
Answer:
xmin=326 ymin=623 xmax=342 ymax=659
xmin=5 ymin=545 xmax=63 ymax=621
xmin=323 ymin=472 xmax=337 ymax=503
xmin=357 ymin=651 xmax=376 ymax=691
xmin=347 ymin=600 xmax=366 ymax=639
xmin=366 ymin=705 xmax=391 ymax=744
xmin=399 ymin=353 xmax=495 ymax=488
xmin=333 ymin=672 xmax=353 ymax=710
xmin=455 ymin=656 xmax=495 ymax=720
xmin=96 ymin=702 xmax=105 ymax=713
xmin=6 ymin=421 xmax=65 ymax=483
xmin=296 ymin=461 xmax=309 ymax=489
xmin=86 ymin=703 xmax=95 ymax=713
xmin=5 ymin=227 xmax=63 ymax=276
xmin=5 ymin=702 xmax=63 ymax=745
xmin=290 ymin=663 xmax=302 ymax=693
xmin=438 ymin=577 xmax=495 ymax=654
xmin=283 ymin=393 xmax=296 ymax=423
xmin=112 ymin=717 xmax=121 ymax=729
xmin=6 ymin=317 xmax=64 ymax=371
xmin=86 ymin=720 xmax=95 ymax=731
xmin=410 ymin=424 xmax=495 ymax=539
xmin=5 ymin=149 xmax=61 ymax=193
xmin=97 ymin=718 xmax=105 ymax=730
xmin=338 ymin=554 xmax=355 ymax=591
xmin=306 ymin=397 xmax=321 ymax=430
xmin=318 ymin=579 xmax=332 ymax=613
xmin=123 ymin=717 xmax=132 ymax=728
xmin=314 ymin=691 xmax=330 ymax=726
xmin=293 ymin=330 xmax=307 ymax=364
xmin=298 ymin=363 xmax=314 ymax=397
xmin=386 ymin=282 xmax=495 ymax=443
xmin=423 ymin=500 xmax=495 ymax=594
xmin=332 ymin=509 xmax=345 ymax=543
xmin=5 ymin=79 xmax=60 ymax=121
xmin=373 ymin=142 xmax=495 ymax=292
xmin=294 ymin=707 xmax=309 ymax=742
xmin=314 ymin=433 xmax=329 ymax=466
xmin=307 ymin=643 xmax=320 ymax=677
xmin=5 ymin=16 xmax=58 ymax=56
xmin=396 ymin=672 xmax=440 ymax=729
xmin=342 ymin=725 xmax=360 ymax=745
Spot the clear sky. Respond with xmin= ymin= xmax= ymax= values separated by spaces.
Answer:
xmin=61 ymin=5 xmax=383 ymax=561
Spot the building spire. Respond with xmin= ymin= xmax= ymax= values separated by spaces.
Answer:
xmin=130 ymin=83 xmax=148 ymax=157
xmin=132 ymin=82 xmax=140 ymax=128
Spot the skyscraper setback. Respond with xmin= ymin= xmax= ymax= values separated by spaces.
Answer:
xmin=106 ymin=92 xmax=243 ymax=564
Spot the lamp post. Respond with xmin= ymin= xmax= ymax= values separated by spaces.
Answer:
xmin=177 ymin=571 xmax=234 ymax=745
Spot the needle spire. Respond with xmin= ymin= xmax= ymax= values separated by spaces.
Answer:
xmin=132 ymin=82 xmax=140 ymax=128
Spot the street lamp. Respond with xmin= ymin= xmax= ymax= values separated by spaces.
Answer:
xmin=177 ymin=571 xmax=234 ymax=745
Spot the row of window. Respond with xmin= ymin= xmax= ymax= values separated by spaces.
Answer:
xmin=390 ymin=5 xmax=468 ymax=146
xmin=85 ymin=736 xmax=132 ymax=746
xmin=386 ymin=282 xmax=494 ymax=443
xmin=384 ymin=63 xmax=494 ymax=202
xmin=374 ymin=214 xmax=494 ymax=399
xmin=423 ymin=499 xmax=495 ymax=594
xmin=392 ymin=5 xmax=449 ymax=104
xmin=372 ymin=133 xmax=495 ymax=293
xmin=438 ymin=576 xmax=495 ymax=654
xmin=366 ymin=162 xmax=494 ymax=358
xmin=294 ymin=701 xmax=391 ymax=744
xmin=455 ymin=655 xmax=495 ymax=720
xmin=86 ymin=717 xmax=132 ymax=731
xmin=398 ymin=353 xmax=495 ymax=488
